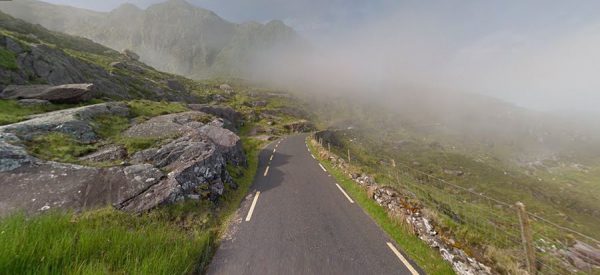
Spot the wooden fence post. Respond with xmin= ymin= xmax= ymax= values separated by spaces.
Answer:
xmin=516 ymin=202 xmax=536 ymax=274
xmin=347 ymin=149 xmax=351 ymax=164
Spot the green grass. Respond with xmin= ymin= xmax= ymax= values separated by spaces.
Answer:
xmin=307 ymin=138 xmax=455 ymax=275
xmin=0 ymin=100 xmax=73 ymax=125
xmin=0 ymin=47 xmax=17 ymax=70
xmin=0 ymin=206 xmax=214 ymax=275
xmin=0 ymin=124 xmax=266 ymax=275
xmin=91 ymin=114 xmax=160 ymax=155
xmin=26 ymin=133 xmax=97 ymax=163
xmin=128 ymin=100 xmax=189 ymax=118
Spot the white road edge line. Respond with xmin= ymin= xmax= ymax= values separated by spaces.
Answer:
xmin=318 ymin=163 xmax=327 ymax=172
xmin=264 ymin=166 xmax=270 ymax=177
xmin=335 ymin=183 xmax=354 ymax=203
xmin=386 ymin=242 xmax=419 ymax=275
xmin=245 ymin=191 xmax=261 ymax=222
xmin=311 ymin=154 xmax=316 ymax=159
xmin=273 ymin=148 xmax=277 ymax=153
xmin=270 ymin=155 xmax=274 ymax=161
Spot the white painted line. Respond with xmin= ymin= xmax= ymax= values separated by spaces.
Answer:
xmin=311 ymin=154 xmax=316 ymax=159
xmin=318 ymin=163 xmax=327 ymax=172
xmin=273 ymin=148 xmax=277 ymax=153
xmin=386 ymin=242 xmax=419 ymax=275
xmin=245 ymin=191 xmax=261 ymax=221
xmin=335 ymin=183 xmax=354 ymax=203
xmin=275 ymin=143 xmax=279 ymax=148
xmin=269 ymin=155 xmax=274 ymax=161
xmin=263 ymin=166 xmax=270 ymax=177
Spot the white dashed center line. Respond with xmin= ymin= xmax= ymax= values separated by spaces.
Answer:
xmin=335 ymin=183 xmax=354 ymax=203
xmin=270 ymin=155 xmax=274 ymax=161
xmin=245 ymin=191 xmax=261 ymax=221
xmin=386 ymin=242 xmax=419 ymax=275
xmin=264 ymin=166 xmax=270 ymax=176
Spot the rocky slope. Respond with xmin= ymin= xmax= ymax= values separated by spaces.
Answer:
xmin=0 ymin=102 xmax=246 ymax=215
xmin=0 ymin=0 xmax=299 ymax=79
xmin=0 ymin=10 xmax=201 ymax=102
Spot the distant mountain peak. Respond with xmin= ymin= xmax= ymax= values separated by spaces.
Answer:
xmin=112 ymin=3 xmax=142 ymax=15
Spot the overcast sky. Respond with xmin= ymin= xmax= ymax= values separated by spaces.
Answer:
xmin=41 ymin=0 xmax=600 ymax=114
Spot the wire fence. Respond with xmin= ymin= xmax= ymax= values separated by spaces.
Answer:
xmin=315 ymin=133 xmax=600 ymax=275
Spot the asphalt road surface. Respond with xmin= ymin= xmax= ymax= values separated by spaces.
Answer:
xmin=207 ymin=134 xmax=423 ymax=275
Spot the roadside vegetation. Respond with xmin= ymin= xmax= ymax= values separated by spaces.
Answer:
xmin=0 ymin=79 xmax=302 ymax=273
xmin=307 ymin=137 xmax=455 ymax=274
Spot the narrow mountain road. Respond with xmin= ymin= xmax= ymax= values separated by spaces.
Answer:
xmin=207 ymin=134 xmax=422 ymax=275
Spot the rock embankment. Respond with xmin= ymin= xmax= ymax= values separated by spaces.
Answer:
xmin=311 ymin=138 xmax=492 ymax=275
xmin=0 ymin=103 xmax=246 ymax=216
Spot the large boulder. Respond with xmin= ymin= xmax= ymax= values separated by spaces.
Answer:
xmin=123 ymin=111 xmax=209 ymax=139
xmin=0 ymin=83 xmax=95 ymax=103
xmin=188 ymin=104 xmax=242 ymax=127
xmin=0 ymin=102 xmax=129 ymax=143
xmin=283 ymin=120 xmax=315 ymax=133
xmin=0 ymin=106 xmax=246 ymax=215
xmin=79 ymin=145 xmax=128 ymax=163
xmin=122 ymin=127 xmax=244 ymax=212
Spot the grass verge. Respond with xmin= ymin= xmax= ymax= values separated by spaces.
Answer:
xmin=307 ymin=137 xmax=455 ymax=275
xmin=0 ymin=127 xmax=266 ymax=274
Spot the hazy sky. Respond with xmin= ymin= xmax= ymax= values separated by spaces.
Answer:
xmin=41 ymin=0 xmax=600 ymax=114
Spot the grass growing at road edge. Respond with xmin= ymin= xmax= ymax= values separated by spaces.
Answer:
xmin=307 ymin=137 xmax=455 ymax=275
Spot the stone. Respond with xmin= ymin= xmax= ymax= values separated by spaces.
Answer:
xmin=187 ymin=104 xmax=242 ymax=126
xmin=198 ymin=124 xmax=246 ymax=166
xmin=219 ymin=84 xmax=233 ymax=92
xmin=5 ymin=37 xmax=23 ymax=53
xmin=283 ymin=120 xmax=315 ymax=133
xmin=17 ymin=99 xmax=50 ymax=106
xmin=0 ymin=102 xmax=129 ymax=143
xmin=122 ymin=49 xmax=140 ymax=61
xmin=110 ymin=61 xmax=145 ymax=74
xmin=123 ymin=111 xmax=208 ymax=139
xmin=166 ymin=79 xmax=185 ymax=91
xmin=79 ymin=145 xmax=128 ymax=162
xmin=1 ymin=83 xmax=94 ymax=103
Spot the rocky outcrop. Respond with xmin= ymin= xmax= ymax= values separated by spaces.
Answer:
xmin=1 ymin=83 xmax=94 ymax=103
xmin=79 ymin=145 xmax=128 ymax=163
xmin=188 ymin=104 xmax=242 ymax=127
xmin=0 ymin=102 xmax=129 ymax=143
xmin=123 ymin=111 xmax=209 ymax=139
xmin=284 ymin=120 xmax=315 ymax=133
xmin=0 ymin=104 xmax=246 ymax=215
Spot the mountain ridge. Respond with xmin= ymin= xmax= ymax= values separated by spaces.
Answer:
xmin=0 ymin=0 xmax=299 ymax=79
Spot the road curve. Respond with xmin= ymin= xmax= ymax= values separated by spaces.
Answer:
xmin=207 ymin=134 xmax=422 ymax=275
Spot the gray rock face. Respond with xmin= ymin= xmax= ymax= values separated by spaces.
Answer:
xmin=122 ymin=124 xmax=245 ymax=212
xmin=110 ymin=61 xmax=145 ymax=74
xmin=188 ymin=104 xmax=242 ymax=127
xmin=17 ymin=99 xmax=50 ymax=106
xmin=79 ymin=145 xmax=128 ymax=162
xmin=122 ymin=49 xmax=140 ymax=61
xmin=0 ymin=102 xmax=129 ymax=143
xmin=166 ymin=79 xmax=185 ymax=92
xmin=1 ymin=83 xmax=94 ymax=103
xmin=284 ymin=120 xmax=315 ymax=133
xmin=123 ymin=111 xmax=208 ymax=139
xmin=0 ymin=106 xmax=246 ymax=215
